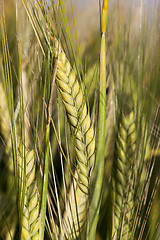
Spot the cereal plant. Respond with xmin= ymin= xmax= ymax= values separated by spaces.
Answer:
xmin=0 ymin=0 xmax=160 ymax=239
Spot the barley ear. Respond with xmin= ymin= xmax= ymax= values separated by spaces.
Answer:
xmin=62 ymin=171 xmax=88 ymax=239
xmin=18 ymin=146 xmax=40 ymax=240
xmin=51 ymin=38 xmax=95 ymax=237
xmin=121 ymin=111 xmax=136 ymax=239
xmin=52 ymin=38 xmax=95 ymax=193
xmin=113 ymin=111 xmax=136 ymax=239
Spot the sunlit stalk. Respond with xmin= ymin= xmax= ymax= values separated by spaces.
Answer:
xmin=87 ymin=0 xmax=109 ymax=239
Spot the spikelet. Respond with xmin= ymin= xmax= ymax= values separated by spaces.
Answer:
xmin=18 ymin=147 xmax=40 ymax=240
xmin=52 ymin=38 xmax=95 ymax=194
xmin=113 ymin=111 xmax=136 ymax=239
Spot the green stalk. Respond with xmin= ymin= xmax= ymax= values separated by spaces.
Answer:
xmin=87 ymin=0 xmax=108 ymax=239
xmin=40 ymin=124 xmax=50 ymax=239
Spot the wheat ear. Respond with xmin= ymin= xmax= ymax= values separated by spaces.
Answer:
xmin=113 ymin=111 xmax=136 ymax=239
xmin=18 ymin=147 xmax=40 ymax=240
xmin=51 ymin=38 xmax=95 ymax=238
xmin=121 ymin=111 xmax=136 ymax=239
xmin=52 ymin=38 xmax=95 ymax=194
xmin=62 ymin=171 xmax=88 ymax=239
